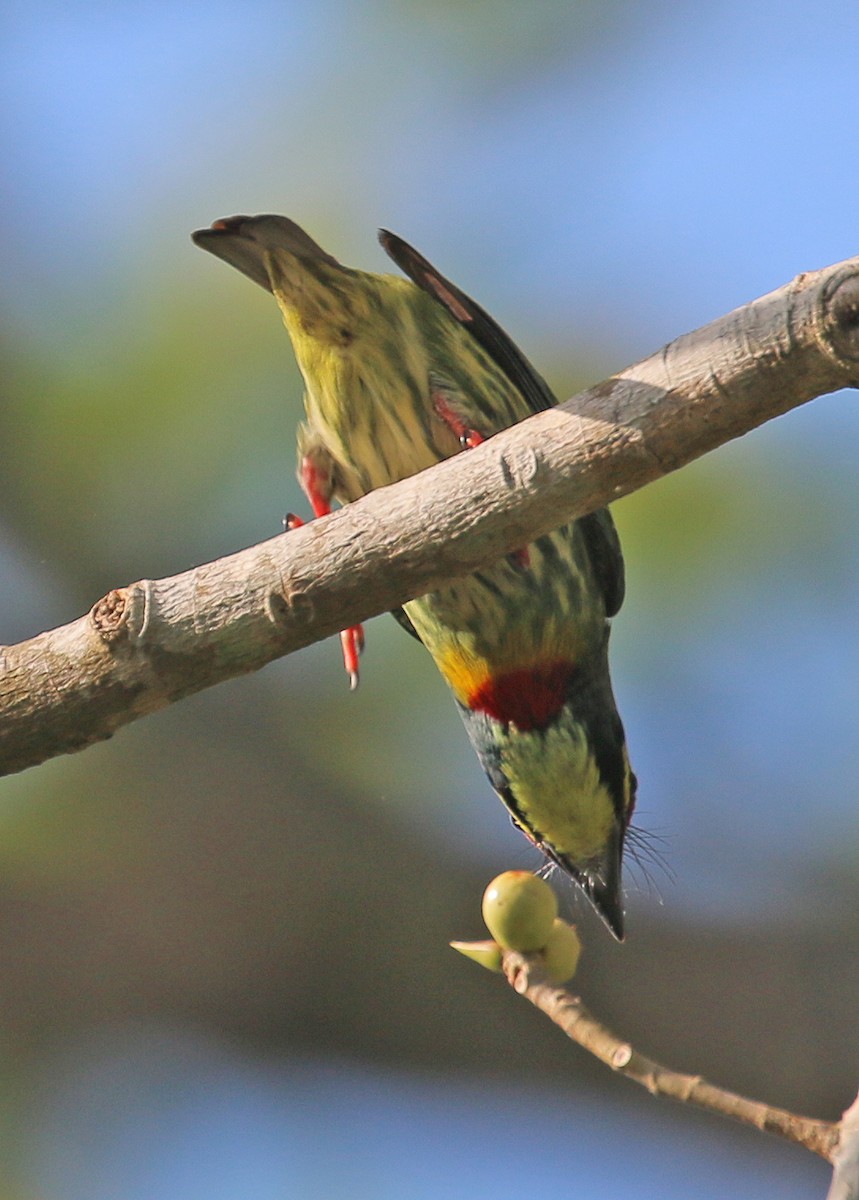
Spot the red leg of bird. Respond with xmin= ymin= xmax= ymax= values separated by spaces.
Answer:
xmin=432 ymin=390 xmax=485 ymax=450
xmin=291 ymin=455 xmax=365 ymax=690
xmin=431 ymin=390 xmax=529 ymax=568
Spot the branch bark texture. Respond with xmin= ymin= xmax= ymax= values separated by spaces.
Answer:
xmin=2 ymin=258 xmax=858 ymax=775
xmin=501 ymin=950 xmax=840 ymax=1162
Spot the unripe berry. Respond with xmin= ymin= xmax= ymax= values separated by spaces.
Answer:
xmin=541 ymin=918 xmax=582 ymax=983
xmin=481 ymin=871 xmax=558 ymax=952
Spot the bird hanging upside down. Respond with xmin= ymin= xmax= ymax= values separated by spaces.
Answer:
xmin=193 ymin=215 xmax=637 ymax=939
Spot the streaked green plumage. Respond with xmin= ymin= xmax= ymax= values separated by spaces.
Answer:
xmin=193 ymin=215 xmax=636 ymax=938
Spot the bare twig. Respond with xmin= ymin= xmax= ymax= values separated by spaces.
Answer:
xmin=1 ymin=257 xmax=858 ymax=776
xmin=501 ymin=950 xmax=840 ymax=1162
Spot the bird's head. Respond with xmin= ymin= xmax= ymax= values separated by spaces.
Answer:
xmin=192 ymin=214 xmax=339 ymax=293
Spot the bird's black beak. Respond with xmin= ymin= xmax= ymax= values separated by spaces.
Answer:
xmin=192 ymin=216 xmax=275 ymax=293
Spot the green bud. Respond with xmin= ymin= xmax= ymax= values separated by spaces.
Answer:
xmin=541 ymin=918 xmax=582 ymax=983
xmin=481 ymin=871 xmax=558 ymax=952
xmin=449 ymin=939 xmax=504 ymax=972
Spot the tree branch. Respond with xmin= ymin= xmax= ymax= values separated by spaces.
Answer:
xmin=2 ymin=257 xmax=858 ymax=776
xmin=501 ymin=950 xmax=840 ymax=1162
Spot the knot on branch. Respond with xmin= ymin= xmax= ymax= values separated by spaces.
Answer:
xmin=91 ymin=588 xmax=130 ymax=644
xmin=821 ymin=269 xmax=859 ymax=368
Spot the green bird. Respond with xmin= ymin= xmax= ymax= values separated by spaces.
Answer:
xmin=193 ymin=215 xmax=637 ymax=938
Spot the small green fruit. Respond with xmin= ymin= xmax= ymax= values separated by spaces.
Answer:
xmin=541 ymin=918 xmax=582 ymax=983
xmin=481 ymin=871 xmax=558 ymax=952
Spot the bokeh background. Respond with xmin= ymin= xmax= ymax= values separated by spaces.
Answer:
xmin=2 ymin=2 xmax=857 ymax=1196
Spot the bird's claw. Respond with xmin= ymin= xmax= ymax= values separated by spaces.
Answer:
xmin=432 ymin=390 xmax=485 ymax=451
xmin=289 ymin=457 xmax=367 ymax=690
xmin=341 ymin=625 xmax=364 ymax=689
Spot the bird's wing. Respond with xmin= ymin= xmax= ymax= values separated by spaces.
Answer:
xmin=380 ymin=230 xmax=626 ymax=618
xmin=390 ymin=606 xmax=422 ymax=642
xmin=577 ymin=510 xmax=625 ymax=618
xmin=379 ymin=230 xmax=555 ymax=415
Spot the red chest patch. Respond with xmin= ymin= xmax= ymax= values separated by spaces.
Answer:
xmin=467 ymin=661 xmax=575 ymax=731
